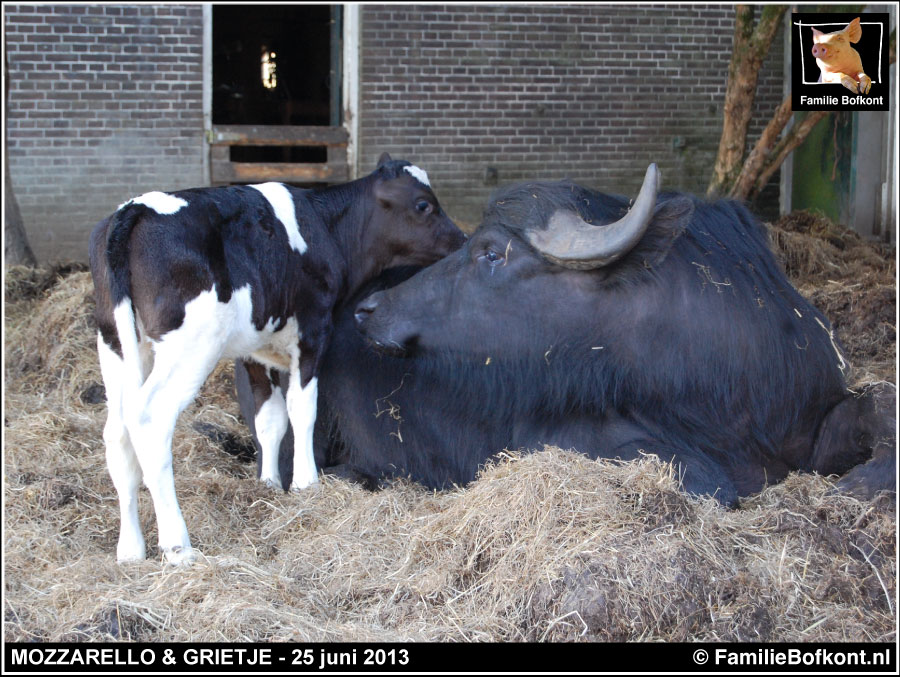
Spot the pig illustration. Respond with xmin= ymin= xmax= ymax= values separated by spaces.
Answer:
xmin=811 ymin=17 xmax=872 ymax=94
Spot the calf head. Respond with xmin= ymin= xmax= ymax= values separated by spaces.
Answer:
xmin=355 ymin=164 xmax=694 ymax=360
xmin=362 ymin=153 xmax=466 ymax=277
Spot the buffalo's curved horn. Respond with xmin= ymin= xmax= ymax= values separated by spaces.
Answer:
xmin=526 ymin=163 xmax=659 ymax=269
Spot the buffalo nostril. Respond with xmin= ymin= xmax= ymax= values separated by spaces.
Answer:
xmin=354 ymin=297 xmax=378 ymax=326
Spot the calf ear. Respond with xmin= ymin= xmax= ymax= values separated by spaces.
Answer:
xmin=630 ymin=196 xmax=693 ymax=269
xmin=373 ymin=176 xmax=398 ymax=209
xmin=846 ymin=17 xmax=862 ymax=43
xmin=377 ymin=152 xmax=393 ymax=168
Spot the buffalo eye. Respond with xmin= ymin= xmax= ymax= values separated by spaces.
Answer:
xmin=415 ymin=200 xmax=433 ymax=215
xmin=482 ymin=249 xmax=504 ymax=265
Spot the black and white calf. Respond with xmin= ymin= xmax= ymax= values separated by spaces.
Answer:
xmin=89 ymin=154 xmax=464 ymax=564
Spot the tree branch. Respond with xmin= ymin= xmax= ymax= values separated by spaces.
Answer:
xmin=729 ymin=94 xmax=793 ymax=200
xmin=707 ymin=5 xmax=787 ymax=198
xmin=753 ymin=110 xmax=829 ymax=197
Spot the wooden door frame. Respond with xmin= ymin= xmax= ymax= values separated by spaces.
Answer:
xmin=343 ymin=3 xmax=360 ymax=180
xmin=201 ymin=3 xmax=360 ymax=185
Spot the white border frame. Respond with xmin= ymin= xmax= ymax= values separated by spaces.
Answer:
xmin=794 ymin=20 xmax=884 ymax=85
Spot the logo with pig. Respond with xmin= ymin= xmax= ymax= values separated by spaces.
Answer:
xmin=793 ymin=13 xmax=889 ymax=112
xmin=811 ymin=17 xmax=871 ymax=94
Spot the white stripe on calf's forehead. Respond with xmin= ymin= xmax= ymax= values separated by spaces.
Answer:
xmin=250 ymin=182 xmax=308 ymax=254
xmin=404 ymin=165 xmax=431 ymax=188
xmin=119 ymin=191 xmax=188 ymax=215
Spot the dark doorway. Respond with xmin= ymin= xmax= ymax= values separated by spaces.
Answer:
xmin=213 ymin=5 xmax=339 ymax=127
xmin=212 ymin=5 xmax=341 ymax=165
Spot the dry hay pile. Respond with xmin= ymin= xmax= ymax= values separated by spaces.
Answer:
xmin=3 ymin=215 xmax=896 ymax=643
xmin=768 ymin=210 xmax=895 ymax=384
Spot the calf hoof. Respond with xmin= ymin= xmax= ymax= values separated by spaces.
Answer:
xmin=289 ymin=477 xmax=321 ymax=494
xmin=116 ymin=536 xmax=147 ymax=563
xmin=260 ymin=477 xmax=282 ymax=490
xmin=163 ymin=545 xmax=197 ymax=567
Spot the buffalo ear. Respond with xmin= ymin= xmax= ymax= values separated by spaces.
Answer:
xmin=630 ymin=196 xmax=693 ymax=269
xmin=376 ymin=152 xmax=393 ymax=169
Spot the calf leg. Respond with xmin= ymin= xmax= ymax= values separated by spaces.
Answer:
xmin=98 ymin=333 xmax=146 ymax=562
xmin=251 ymin=365 xmax=290 ymax=489
xmin=122 ymin=292 xmax=231 ymax=564
xmin=125 ymin=343 xmax=222 ymax=564
xmin=235 ymin=359 xmax=294 ymax=490
xmin=287 ymin=344 xmax=322 ymax=492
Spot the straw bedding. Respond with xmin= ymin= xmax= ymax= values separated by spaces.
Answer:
xmin=3 ymin=211 xmax=895 ymax=642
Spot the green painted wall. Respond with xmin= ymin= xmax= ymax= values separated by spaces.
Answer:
xmin=791 ymin=112 xmax=855 ymax=223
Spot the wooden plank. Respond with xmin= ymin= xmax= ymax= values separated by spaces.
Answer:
xmin=211 ymin=161 xmax=349 ymax=184
xmin=210 ymin=145 xmax=229 ymax=164
xmin=210 ymin=125 xmax=348 ymax=147
xmin=327 ymin=144 xmax=345 ymax=165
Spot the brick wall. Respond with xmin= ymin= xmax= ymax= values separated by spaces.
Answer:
xmin=359 ymin=4 xmax=786 ymax=230
xmin=5 ymin=3 xmax=203 ymax=263
xmin=5 ymin=4 xmax=787 ymax=262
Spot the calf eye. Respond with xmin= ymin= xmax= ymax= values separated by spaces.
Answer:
xmin=415 ymin=200 xmax=433 ymax=214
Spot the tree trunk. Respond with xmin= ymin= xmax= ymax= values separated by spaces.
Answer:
xmin=5 ymin=158 xmax=37 ymax=267
xmin=707 ymin=5 xmax=787 ymax=198
xmin=4 ymin=52 xmax=37 ymax=267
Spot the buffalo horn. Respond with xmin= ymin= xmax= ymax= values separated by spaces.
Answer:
xmin=526 ymin=163 xmax=659 ymax=269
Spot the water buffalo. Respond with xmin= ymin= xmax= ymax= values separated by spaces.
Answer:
xmin=344 ymin=164 xmax=894 ymax=504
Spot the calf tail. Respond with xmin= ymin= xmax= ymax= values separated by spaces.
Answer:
xmin=106 ymin=202 xmax=148 ymax=391
xmin=106 ymin=202 xmax=145 ymax=307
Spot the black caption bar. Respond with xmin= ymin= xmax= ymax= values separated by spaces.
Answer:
xmin=3 ymin=642 xmax=896 ymax=674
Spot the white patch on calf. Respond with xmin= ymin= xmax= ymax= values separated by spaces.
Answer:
xmin=217 ymin=285 xmax=259 ymax=356
xmin=250 ymin=182 xmax=307 ymax=254
xmin=404 ymin=165 xmax=431 ymax=188
xmin=246 ymin=317 xmax=301 ymax=372
xmin=118 ymin=191 xmax=188 ymax=215
xmin=220 ymin=286 xmax=302 ymax=371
